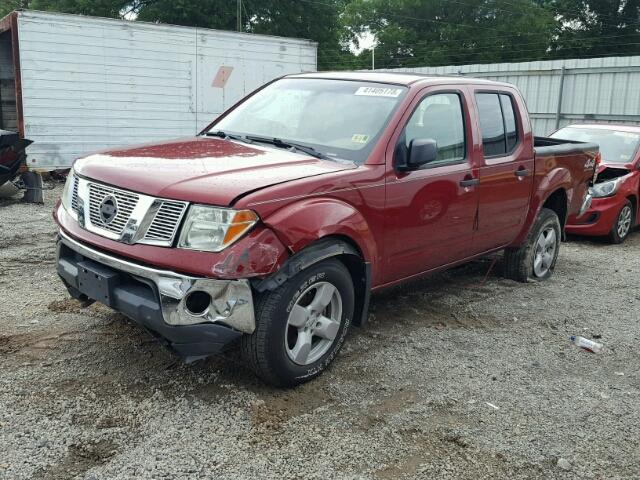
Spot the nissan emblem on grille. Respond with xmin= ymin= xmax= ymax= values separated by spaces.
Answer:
xmin=73 ymin=178 xmax=187 ymax=246
xmin=99 ymin=195 xmax=118 ymax=224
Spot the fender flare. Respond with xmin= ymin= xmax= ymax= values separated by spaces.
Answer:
xmin=254 ymin=237 xmax=372 ymax=327
xmin=512 ymin=175 xmax=572 ymax=247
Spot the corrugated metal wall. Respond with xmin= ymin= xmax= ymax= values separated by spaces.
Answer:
xmin=382 ymin=56 xmax=640 ymax=135
xmin=16 ymin=11 xmax=317 ymax=169
xmin=0 ymin=30 xmax=17 ymax=131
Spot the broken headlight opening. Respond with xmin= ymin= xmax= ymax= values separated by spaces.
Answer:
xmin=178 ymin=205 xmax=258 ymax=252
xmin=589 ymin=176 xmax=626 ymax=198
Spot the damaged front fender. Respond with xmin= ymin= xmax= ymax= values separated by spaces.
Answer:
xmin=212 ymin=226 xmax=289 ymax=279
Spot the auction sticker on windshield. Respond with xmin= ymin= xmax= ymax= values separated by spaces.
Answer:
xmin=355 ymin=87 xmax=403 ymax=97
xmin=351 ymin=134 xmax=370 ymax=144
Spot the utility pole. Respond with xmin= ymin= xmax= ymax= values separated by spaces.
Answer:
xmin=371 ymin=47 xmax=375 ymax=70
xmin=237 ymin=0 xmax=242 ymax=32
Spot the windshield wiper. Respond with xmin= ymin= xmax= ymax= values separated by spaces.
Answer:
xmin=204 ymin=130 xmax=252 ymax=144
xmin=246 ymin=135 xmax=332 ymax=161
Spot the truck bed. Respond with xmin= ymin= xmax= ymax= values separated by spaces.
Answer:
xmin=533 ymin=136 xmax=599 ymax=158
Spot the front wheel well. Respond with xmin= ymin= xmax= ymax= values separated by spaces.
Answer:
xmin=542 ymin=189 xmax=568 ymax=229
xmin=626 ymin=195 xmax=637 ymax=219
xmin=254 ymin=235 xmax=372 ymax=327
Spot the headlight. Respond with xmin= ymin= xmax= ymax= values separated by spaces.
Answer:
xmin=60 ymin=168 xmax=75 ymax=211
xmin=178 ymin=205 xmax=258 ymax=252
xmin=589 ymin=177 xmax=624 ymax=198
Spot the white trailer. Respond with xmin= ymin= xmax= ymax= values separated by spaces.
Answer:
xmin=0 ymin=10 xmax=317 ymax=173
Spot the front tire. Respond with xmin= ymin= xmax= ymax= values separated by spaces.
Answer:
xmin=241 ymin=259 xmax=354 ymax=387
xmin=504 ymin=208 xmax=561 ymax=282
xmin=608 ymin=200 xmax=634 ymax=244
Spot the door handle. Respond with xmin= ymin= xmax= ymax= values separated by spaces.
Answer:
xmin=515 ymin=168 xmax=530 ymax=177
xmin=459 ymin=178 xmax=480 ymax=187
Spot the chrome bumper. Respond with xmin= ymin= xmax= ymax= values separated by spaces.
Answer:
xmin=58 ymin=230 xmax=255 ymax=333
xmin=579 ymin=193 xmax=593 ymax=217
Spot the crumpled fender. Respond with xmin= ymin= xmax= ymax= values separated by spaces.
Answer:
xmin=261 ymin=197 xmax=377 ymax=264
xmin=211 ymin=226 xmax=289 ymax=279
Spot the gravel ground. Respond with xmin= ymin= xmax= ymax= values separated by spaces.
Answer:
xmin=1 ymin=184 xmax=639 ymax=480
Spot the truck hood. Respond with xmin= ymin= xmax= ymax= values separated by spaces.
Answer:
xmin=73 ymin=137 xmax=356 ymax=205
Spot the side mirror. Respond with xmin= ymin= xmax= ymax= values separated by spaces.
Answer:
xmin=402 ymin=139 xmax=438 ymax=171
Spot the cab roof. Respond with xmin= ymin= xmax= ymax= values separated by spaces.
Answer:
xmin=287 ymin=71 xmax=513 ymax=88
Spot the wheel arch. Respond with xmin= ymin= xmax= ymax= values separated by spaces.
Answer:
xmin=254 ymin=234 xmax=372 ymax=327
xmin=511 ymin=187 xmax=569 ymax=247
xmin=542 ymin=188 xmax=568 ymax=230
xmin=626 ymin=194 xmax=638 ymax=223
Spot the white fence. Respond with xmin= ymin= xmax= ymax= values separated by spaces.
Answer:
xmin=382 ymin=56 xmax=640 ymax=135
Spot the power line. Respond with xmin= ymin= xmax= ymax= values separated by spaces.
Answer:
xmin=330 ymin=31 xmax=639 ymax=61
xmin=314 ymin=36 xmax=640 ymax=65
xmin=318 ymin=50 xmax=640 ymax=71
xmin=494 ymin=0 xmax=640 ymax=28
xmin=298 ymin=0 xmax=640 ymax=36
xmin=316 ymin=41 xmax=640 ymax=69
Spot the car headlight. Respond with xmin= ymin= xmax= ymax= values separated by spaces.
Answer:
xmin=589 ymin=177 xmax=624 ymax=198
xmin=60 ymin=168 xmax=75 ymax=211
xmin=178 ymin=205 xmax=258 ymax=252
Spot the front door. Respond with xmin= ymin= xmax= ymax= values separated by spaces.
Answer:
xmin=473 ymin=91 xmax=534 ymax=252
xmin=383 ymin=90 xmax=479 ymax=284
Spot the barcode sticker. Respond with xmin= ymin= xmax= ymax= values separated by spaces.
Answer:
xmin=355 ymin=87 xmax=403 ymax=98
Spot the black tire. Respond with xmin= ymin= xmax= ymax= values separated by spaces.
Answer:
xmin=608 ymin=200 xmax=634 ymax=244
xmin=241 ymin=259 xmax=354 ymax=387
xmin=504 ymin=208 xmax=561 ymax=283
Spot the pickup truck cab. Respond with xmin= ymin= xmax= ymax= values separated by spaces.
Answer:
xmin=551 ymin=124 xmax=640 ymax=243
xmin=54 ymin=72 xmax=598 ymax=386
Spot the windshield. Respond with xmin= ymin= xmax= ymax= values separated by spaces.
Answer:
xmin=207 ymin=78 xmax=408 ymax=163
xmin=551 ymin=127 xmax=640 ymax=164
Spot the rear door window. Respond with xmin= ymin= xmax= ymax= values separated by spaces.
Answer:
xmin=501 ymin=95 xmax=518 ymax=151
xmin=476 ymin=92 xmax=519 ymax=157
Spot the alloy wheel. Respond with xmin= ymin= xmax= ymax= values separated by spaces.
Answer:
xmin=533 ymin=227 xmax=557 ymax=278
xmin=285 ymin=282 xmax=343 ymax=366
xmin=617 ymin=205 xmax=633 ymax=239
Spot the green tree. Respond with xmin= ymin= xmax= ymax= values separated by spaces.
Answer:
xmin=545 ymin=0 xmax=640 ymax=58
xmin=133 ymin=0 xmax=356 ymax=70
xmin=344 ymin=0 xmax=557 ymax=68
xmin=1 ymin=1 xmax=27 ymax=18
xmin=1 ymin=0 xmax=127 ymax=18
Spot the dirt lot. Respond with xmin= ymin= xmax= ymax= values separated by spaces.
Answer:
xmin=1 ymin=184 xmax=638 ymax=480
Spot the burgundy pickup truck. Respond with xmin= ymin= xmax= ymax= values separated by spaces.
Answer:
xmin=54 ymin=72 xmax=598 ymax=386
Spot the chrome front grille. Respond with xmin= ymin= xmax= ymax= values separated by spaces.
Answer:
xmin=68 ymin=175 xmax=189 ymax=247
xmin=144 ymin=200 xmax=188 ymax=242
xmin=88 ymin=183 xmax=139 ymax=234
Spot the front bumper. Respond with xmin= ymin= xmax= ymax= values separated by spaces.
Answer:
xmin=566 ymin=194 xmax=623 ymax=236
xmin=56 ymin=230 xmax=255 ymax=359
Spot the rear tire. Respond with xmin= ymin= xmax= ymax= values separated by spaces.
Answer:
xmin=241 ymin=259 xmax=354 ymax=387
xmin=504 ymin=208 xmax=561 ymax=283
xmin=608 ymin=200 xmax=634 ymax=244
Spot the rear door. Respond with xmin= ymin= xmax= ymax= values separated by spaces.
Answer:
xmin=473 ymin=90 xmax=534 ymax=252
xmin=383 ymin=87 xmax=479 ymax=283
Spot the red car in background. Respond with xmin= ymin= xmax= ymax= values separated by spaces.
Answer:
xmin=551 ymin=124 xmax=640 ymax=243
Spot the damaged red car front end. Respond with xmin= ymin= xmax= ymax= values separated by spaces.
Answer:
xmin=552 ymin=124 xmax=640 ymax=243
